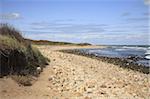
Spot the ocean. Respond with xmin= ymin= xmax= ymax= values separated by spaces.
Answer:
xmin=81 ymin=45 xmax=150 ymax=67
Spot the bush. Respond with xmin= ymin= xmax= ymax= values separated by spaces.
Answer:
xmin=0 ymin=24 xmax=49 ymax=79
xmin=0 ymin=23 xmax=25 ymax=42
xmin=0 ymin=35 xmax=26 ymax=51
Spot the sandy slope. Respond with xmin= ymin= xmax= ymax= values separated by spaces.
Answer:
xmin=0 ymin=45 xmax=149 ymax=99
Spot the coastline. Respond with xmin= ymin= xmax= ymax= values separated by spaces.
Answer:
xmin=0 ymin=45 xmax=149 ymax=98
xmin=60 ymin=49 xmax=149 ymax=74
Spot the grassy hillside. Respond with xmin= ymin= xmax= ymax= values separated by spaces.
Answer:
xmin=25 ymin=39 xmax=92 ymax=46
xmin=0 ymin=24 xmax=49 ymax=85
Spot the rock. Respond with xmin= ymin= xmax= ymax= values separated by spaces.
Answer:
xmin=61 ymin=89 xmax=63 ymax=92
xmin=74 ymin=92 xmax=83 ymax=97
xmin=1 ymin=90 xmax=7 ymax=93
xmin=126 ymin=63 xmax=129 ymax=65
xmin=87 ymin=91 xmax=93 ymax=94
xmin=52 ymin=82 xmax=56 ymax=85
xmin=86 ymin=80 xmax=96 ymax=88
xmin=84 ymin=96 xmax=92 ymax=99
xmin=78 ymin=86 xmax=86 ymax=93
xmin=100 ymin=84 xmax=107 ymax=88
xmin=100 ymin=91 xmax=107 ymax=95
xmin=48 ymin=77 xmax=53 ymax=81
xmin=63 ymin=87 xmax=70 ymax=91
xmin=43 ymin=94 xmax=49 ymax=96
xmin=128 ymin=60 xmax=133 ymax=63
xmin=88 ymin=85 xmax=95 ymax=88
xmin=84 ymin=87 xmax=87 ymax=91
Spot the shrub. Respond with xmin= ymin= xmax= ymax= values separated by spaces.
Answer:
xmin=0 ymin=35 xmax=26 ymax=52
xmin=0 ymin=23 xmax=25 ymax=42
xmin=0 ymin=24 xmax=49 ymax=80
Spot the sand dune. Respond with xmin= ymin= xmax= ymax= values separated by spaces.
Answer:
xmin=0 ymin=45 xmax=149 ymax=99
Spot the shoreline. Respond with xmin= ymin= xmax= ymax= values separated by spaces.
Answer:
xmin=0 ymin=45 xmax=149 ymax=98
xmin=60 ymin=49 xmax=149 ymax=74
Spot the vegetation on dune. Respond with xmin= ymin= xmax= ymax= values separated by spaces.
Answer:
xmin=0 ymin=24 xmax=90 ymax=85
xmin=26 ymin=39 xmax=92 ymax=46
xmin=0 ymin=35 xmax=26 ymax=52
xmin=0 ymin=24 xmax=49 ymax=85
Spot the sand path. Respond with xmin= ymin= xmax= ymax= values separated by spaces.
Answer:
xmin=0 ymin=45 xmax=149 ymax=99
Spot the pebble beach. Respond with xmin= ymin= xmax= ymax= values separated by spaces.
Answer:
xmin=0 ymin=45 xmax=149 ymax=99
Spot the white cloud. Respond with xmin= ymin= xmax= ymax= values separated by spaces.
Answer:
xmin=24 ymin=30 xmax=148 ymax=42
xmin=126 ymin=17 xmax=148 ymax=21
xmin=30 ymin=22 xmax=107 ymax=34
xmin=0 ymin=13 xmax=21 ymax=20
xmin=144 ymin=0 xmax=150 ymax=5
xmin=22 ymin=20 xmax=148 ymax=44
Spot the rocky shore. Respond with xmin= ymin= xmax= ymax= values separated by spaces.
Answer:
xmin=60 ymin=49 xmax=149 ymax=74
xmin=0 ymin=45 xmax=149 ymax=99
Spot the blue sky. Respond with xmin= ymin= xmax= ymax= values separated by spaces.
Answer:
xmin=0 ymin=0 xmax=149 ymax=45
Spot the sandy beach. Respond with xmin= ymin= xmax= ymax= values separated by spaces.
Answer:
xmin=0 ymin=45 xmax=149 ymax=99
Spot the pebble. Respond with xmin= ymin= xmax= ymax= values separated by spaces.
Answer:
xmin=84 ymin=96 xmax=92 ymax=99
xmin=100 ymin=84 xmax=107 ymax=88
xmin=126 ymin=63 xmax=130 ymax=65
xmin=87 ymin=91 xmax=93 ymax=94
xmin=39 ymin=49 xmax=149 ymax=98
xmin=74 ymin=92 xmax=83 ymax=97
xmin=100 ymin=91 xmax=107 ymax=95
xmin=48 ymin=77 xmax=53 ymax=81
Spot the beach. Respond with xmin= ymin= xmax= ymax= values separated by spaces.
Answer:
xmin=0 ymin=45 xmax=149 ymax=99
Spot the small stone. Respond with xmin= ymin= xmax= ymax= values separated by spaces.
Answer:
xmin=84 ymin=87 xmax=87 ymax=91
xmin=61 ymin=89 xmax=63 ymax=92
xmin=74 ymin=92 xmax=83 ymax=97
xmin=44 ymin=94 xmax=49 ymax=96
xmin=88 ymin=85 xmax=95 ymax=88
xmin=98 ymin=90 xmax=107 ymax=95
xmin=87 ymin=91 xmax=93 ymax=94
xmin=100 ymin=84 xmax=107 ymax=88
xmin=126 ymin=63 xmax=129 ymax=65
xmin=2 ymin=90 xmax=7 ymax=93
xmin=100 ymin=91 xmax=106 ymax=95
xmin=84 ymin=96 xmax=92 ymax=99
xmin=48 ymin=77 xmax=53 ymax=81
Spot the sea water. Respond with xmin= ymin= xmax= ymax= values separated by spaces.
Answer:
xmin=82 ymin=45 xmax=150 ymax=67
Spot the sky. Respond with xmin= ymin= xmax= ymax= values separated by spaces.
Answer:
xmin=0 ymin=0 xmax=150 ymax=45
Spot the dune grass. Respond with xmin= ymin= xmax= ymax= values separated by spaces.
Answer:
xmin=0 ymin=24 xmax=49 ymax=85
xmin=0 ymin=35 xmax=26 ymax=52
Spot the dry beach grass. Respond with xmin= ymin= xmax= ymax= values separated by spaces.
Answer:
xmin=0 ymin=45 xmax=149 ymax=99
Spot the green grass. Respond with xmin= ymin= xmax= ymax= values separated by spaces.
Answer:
xmin=0 ymin=24 xmax=49 ymax=85
xmin=0 ymin=35 xmax=26 ymax=52
xmin=31 ymin=46 xmax=49 ymax=64
xmin=26 ymin=39 xmax=92 ymax=46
